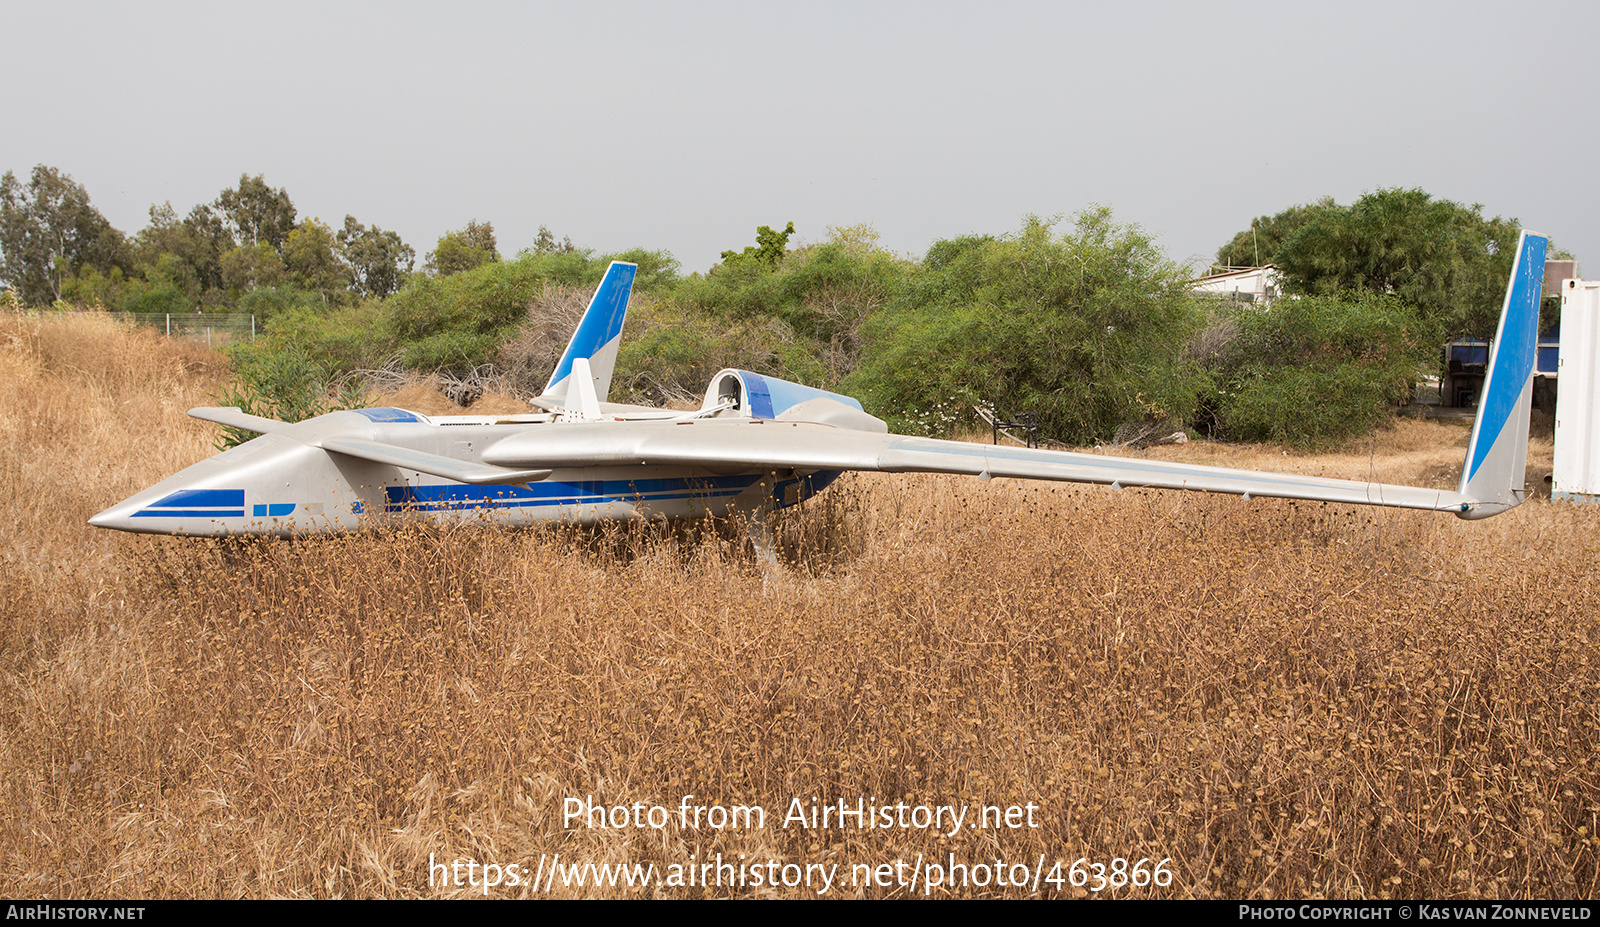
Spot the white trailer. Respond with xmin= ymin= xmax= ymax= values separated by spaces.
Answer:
xmin=1553 ymin=278 xmax=1600 ymax=503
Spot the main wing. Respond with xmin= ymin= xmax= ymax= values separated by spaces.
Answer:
xmin=485 ymin=230 xmax=1551 ymax=521
xmin=480 ymin=415 xmax=1476 ymax=514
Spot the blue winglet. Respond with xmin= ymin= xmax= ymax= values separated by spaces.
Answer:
xmin=543 ymin=261 xmax=638 ymax=401
xmin=1458 ymin=231 xmax=1546 ymax=515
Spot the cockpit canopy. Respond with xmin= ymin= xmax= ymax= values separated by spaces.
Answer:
xmin=701 ymin=369 xmax=865 ymax=420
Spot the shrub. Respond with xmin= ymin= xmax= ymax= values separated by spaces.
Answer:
xmin=1208 ymin=292 xmax=1429 ymax=448
xmin=215 ymin=339 xmax=364 ymax=446
xmin=613 ymin=298 xmax=825 ymax=406
xmin=846 ymin=210 xmax=1205 ymax=443
xmin=673 ymin=232 xmax=912 ymax=388
xmin=237 ymin=285 xmax=324 ymax=325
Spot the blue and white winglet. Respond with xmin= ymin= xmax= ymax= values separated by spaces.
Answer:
xmin=1457 ymin=232 xmax=1547 ymax=518
xmin=90 ymin=238 xmax=1549 ymax=537
xmin=541 ymin=260 xmax=636 ymax=406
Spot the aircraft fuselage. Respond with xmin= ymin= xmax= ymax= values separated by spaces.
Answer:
xmin=89 ymin=408 xmax=839 ymax=536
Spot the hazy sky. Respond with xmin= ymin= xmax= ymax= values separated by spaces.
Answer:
xmin=4 ymin=0 xmax=1595 ymax=275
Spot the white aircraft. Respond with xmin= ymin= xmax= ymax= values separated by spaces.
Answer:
xmin=90 ymin=232 xmax=1549 ymax=537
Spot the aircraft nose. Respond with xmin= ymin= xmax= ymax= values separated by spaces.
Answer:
xmin=88 ymin=499 xmax=139 ymax=533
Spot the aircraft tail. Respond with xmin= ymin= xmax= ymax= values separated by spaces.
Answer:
xmin=542 ymin=261 xmax=638 ymax=404
xmin=1456 ymin=231 xmax=1547 ymax=519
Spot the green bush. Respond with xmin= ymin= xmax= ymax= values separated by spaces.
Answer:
xmin=614 ymin=298 xmax=825 ymax=406
xmin=672 ymin=237 xmax=912 ymax=387
xmin=598 ymin=248 xmax=680 ymax=295
xmin=214 ymin=339 xmax=363 ymax=447
xmin=237 ymin=286 xmax=323 ymax=325
xmin=1208 ymin=292 xmax=1429 ymax=448
xmin=383 ymin=251 xmax=598 ymax=371
xmin=242 ymin=299 xmax=388 ymax=372
xmin=845 ymin=210 xmax=1206 ymax=443
xmin=217 ymin=248 xmax=684 ymax=404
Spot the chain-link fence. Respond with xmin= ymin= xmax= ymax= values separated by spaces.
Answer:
xmin=110 ymin=312 xmax=256 ymax=345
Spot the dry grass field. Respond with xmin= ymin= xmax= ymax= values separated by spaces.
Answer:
xmin=2 ymin=312 xmax=1597 ymax=899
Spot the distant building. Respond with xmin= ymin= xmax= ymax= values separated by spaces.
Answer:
xmin=1545 ymin=260 xmax=1580 ymax=298
xmin=1191 ymin=265 xmax=1282 ymax=307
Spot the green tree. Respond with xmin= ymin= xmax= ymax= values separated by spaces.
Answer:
xmin=0 ymin=165 xmax=127 ymax=305
xmin=103 ymin=201 xmax=237 ymax=311
xmin=337 ymin=215 xmax=414 ymax=298
xmin=116 ymin=251 xmax=202 ymax=314
xmin=237 ymin=285 xmax=324 ymax=326
xmin=59 ymin=264 xmax=128 ymax=308
xmin=177 ymin=203 xmax=234 ymax=297
xmin=426 ymin=220 xmax=499 ymax=276
xmin=1212 ymin=199 xmax=1334 ymax=269
xmin=283 ymin=218 xmax=347 ymax=303
xmin=136 ymin=202 xmax=198 ymax=265
xmin=720 ymin=221 xmax=795 ymax=268
xmin=1219 ymin=188 xmax=1522 ymax=340
xmin=215 ymin=174 xmax=297 ymax=252
xmin=533 ymin=224 xmax=575 ymax=254
xmin=220 ymin=241 xmax=288 ymax=294
xmin=614 ymin=300 xmax=827 ymax=406
xmin=848 ymin=210 xmax=1205 ymax=443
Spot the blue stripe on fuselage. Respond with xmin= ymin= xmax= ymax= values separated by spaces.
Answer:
xmin=253 ymin=503 xmax=297 ymax=517
xmin=772 ymin=470 xmax=843 ymax=508
xmin=133 ymin=488 xmax=245 ymax=518
xmin=148 ymin=489 xmax=243 ymax=508
xmin=380 ymin=474 xmax=766 ymax=513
